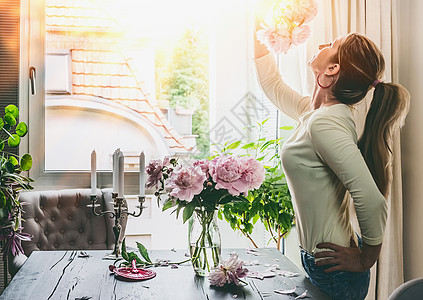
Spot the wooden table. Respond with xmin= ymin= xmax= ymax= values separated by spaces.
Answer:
xmin=0 ymin=248 xmax=329 ymax=300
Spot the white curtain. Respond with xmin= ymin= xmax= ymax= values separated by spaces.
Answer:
xmin=277 ymin=1 xmax=404 ymax=299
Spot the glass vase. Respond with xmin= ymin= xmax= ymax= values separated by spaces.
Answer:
xmin=188 ymin=208 xmax=221 ymax=276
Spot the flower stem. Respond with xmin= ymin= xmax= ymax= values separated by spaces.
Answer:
xmin=190 ymin=209 xmax=220 ymax=274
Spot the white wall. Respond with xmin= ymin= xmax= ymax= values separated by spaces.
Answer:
xmin=398 ymin=0 xmax=423 ymax=281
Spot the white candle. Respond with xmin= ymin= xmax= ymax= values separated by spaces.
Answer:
xmin=118 ymin=152 xmax=124 ymax=198
xmin=90 ymin=150 xmax=97 ymax=195
xmin=112 ymin=149 xmax=120 ymax=193
xmin=139 ymin=151 xmax=145 ymax=196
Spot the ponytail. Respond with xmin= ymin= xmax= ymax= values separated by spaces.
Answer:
xmin=332 ymin=33 xmax=410 ymax=197
xmin=357 ymin=83 xmax=410 ymax=197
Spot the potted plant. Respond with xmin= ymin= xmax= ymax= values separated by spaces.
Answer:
xmin=215 ymin=119 xmax=295 ymax=250
xmin=0 ymin=104 xmax=33 ymax=260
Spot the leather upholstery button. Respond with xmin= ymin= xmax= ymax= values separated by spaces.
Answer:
xmin=78 ymin=228 xmax=83 ymax=233
xmin=36 ymin=243 xmax=41 ymax=248
xmin=88 ymin=240 xmax=93 ymax=245
xmin=75 ymin=202 xmax=79 ymax=207
xmin=60 ymin=229 xmax=65 ymax=234
xmin=44 ymin=230 xmax=48 ymax=236
xmin=67 ymin=215 xmax=72 ymax=221
xmin=34 ymin=217 xmax=39 ymax=222
xmin=57 ymin=204 xmax=62 ymax=209
xmin=70 ymin=241 xmax=74 ymax=246
xmin=39 ymin=205 xmax=44 ymax=209
xmin=86 ymin=214 xmax=91 ymax=219
xmin=54 ymin=243 xmax=58 ymax=248
xmin=51 ymin=216 xmax=56 ymax=221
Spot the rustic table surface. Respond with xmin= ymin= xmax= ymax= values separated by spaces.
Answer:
xmin=0 ymin=248 xmax=330 ymax=300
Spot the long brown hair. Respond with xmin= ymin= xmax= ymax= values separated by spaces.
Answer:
xmin=332 ymin=33 xmax=410 ymax=197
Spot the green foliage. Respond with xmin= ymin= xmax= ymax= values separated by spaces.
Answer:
xmin=16 ymin=122 xmax=28 ymax=137
xmin=155 ymin=27 xmax=210 ymax=158
xmin=20 ymin=153 xmax=32 ymax=171
xmin=8 ymin=134 xmax=20 ymax=147
xmin=214 ymin=119 xmax=295 ymax=250
xmin=0 ymin=104 xmax=34 ymax=255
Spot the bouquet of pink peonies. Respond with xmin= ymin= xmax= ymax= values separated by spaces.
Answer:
xmin=257 ymin=0 xmax=318 ymax=54
xmin=146 ymin=155 xmax=265 ymax=221
xmin=146 ymin=155 xmax=265 ymax=275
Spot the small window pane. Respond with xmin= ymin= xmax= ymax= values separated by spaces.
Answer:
xmin=46 ymin=52 xmax=71 ymax=94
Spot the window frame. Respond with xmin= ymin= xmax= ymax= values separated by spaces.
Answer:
xmin=20 ymin=0 xmax=143 ymax=193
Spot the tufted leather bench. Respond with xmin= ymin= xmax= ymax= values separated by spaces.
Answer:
xmin=8 ymin=188 xmax=127 ymax=276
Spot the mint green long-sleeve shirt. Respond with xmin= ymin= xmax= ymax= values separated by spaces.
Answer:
xmin=255 ymin=53 xmax=387 ymax=253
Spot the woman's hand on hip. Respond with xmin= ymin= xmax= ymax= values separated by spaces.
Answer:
xmin=314 ymin=238 xmax=368 ymax=273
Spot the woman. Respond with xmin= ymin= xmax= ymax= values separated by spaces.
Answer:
xmin=255 ymin=33 xmax=410 ymax=299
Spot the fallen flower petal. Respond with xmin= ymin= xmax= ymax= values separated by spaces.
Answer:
xmin=277 ymin=270 xmax=300 ymax=277
xmin=295 ymin=290 xmax=308 ymax=299
xmin=247 ymin=271 xmax=276 ymax=280
xmin=274 ymin=287 xmax=296 ymax=295
xmin=247 ymin=273 xmax=264 ymax=280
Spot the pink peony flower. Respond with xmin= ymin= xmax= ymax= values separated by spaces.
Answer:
xmin=145 ymin=159 xmax=164 ymax=189
xmin=208 ymin=156 xmax=248 ymax=195
xmin=208 ymin=156 xmax=265 ymax=195
xmin=257 ymin=25 xmax=292 ymax=55
xmin=239 ymin=157 xmax=266 ymax=191
xmin=257 ymin=0 xmax=317 ymax=54
xmin=209 ymin=254 xmax=248 ymax=287
xmin=165 ymin=165 xmax=206 ymax=202
xmin=291 ymin=24 xmax=311 ymax=45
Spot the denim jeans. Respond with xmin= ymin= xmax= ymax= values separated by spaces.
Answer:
xmin=300 ymin=236 xmax=370 ymax=300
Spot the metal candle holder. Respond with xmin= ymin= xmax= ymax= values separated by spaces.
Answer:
xmin=87 ymin=192 xmax=145 ymax=259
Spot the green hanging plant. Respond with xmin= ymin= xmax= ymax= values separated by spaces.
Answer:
xmin=0 ymin=104 xmax=34 ymax=258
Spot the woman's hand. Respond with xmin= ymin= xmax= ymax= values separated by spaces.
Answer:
xmin=314 ymin=239 xmax=366 ymax=273
xmin=314 ymin=238 xmax=381 ymax=273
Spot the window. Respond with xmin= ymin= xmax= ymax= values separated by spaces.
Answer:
xmin=25 ymin=0 xmax=272 ymax=191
